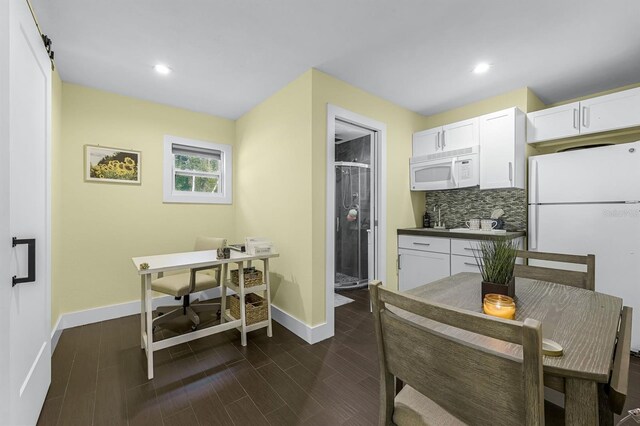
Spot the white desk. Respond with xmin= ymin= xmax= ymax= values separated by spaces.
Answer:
xmin=132 ymin=249 xmax=279 ymax=379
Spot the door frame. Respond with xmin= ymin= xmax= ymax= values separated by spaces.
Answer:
xmin=326 ymin=104 xmax=387 ymax=336
xmin=0 ymin=0 xmax=11 ymax=419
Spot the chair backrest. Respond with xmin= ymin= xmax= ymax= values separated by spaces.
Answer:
xmin=514 ymin=250 xmax=595 ymax=291
xmin=194 ymin=237 xmax=227 ymax=251
xmin=369 ymin=281 xmax=545 ymax=426
xmin=609 ymin=306 xmax=633 ymax=414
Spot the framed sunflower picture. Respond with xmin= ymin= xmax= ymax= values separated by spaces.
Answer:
xmin=84 ymin=145 xmax=141 ymax=184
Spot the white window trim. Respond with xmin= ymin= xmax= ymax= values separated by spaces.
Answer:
xmin=163 ymin=135 xmax=232 ymax=204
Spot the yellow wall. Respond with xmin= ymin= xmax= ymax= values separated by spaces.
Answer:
xmin=235 ymin=69 xmax=424 ymax=327
xmin=309 ymin=70 xmax=426 ymax=324
xmin=422 ymin=87 xmax=543 ymax=128
xmin=51 ymin=69 xmax=62 ymax=327
xmin=56 ymin=83 xmax=235 ymax=316
xmin=235 ymin=71 xmax=314 ymax=324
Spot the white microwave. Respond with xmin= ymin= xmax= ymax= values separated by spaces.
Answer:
xmin=410 ymin=146 xmax=480 ymax=191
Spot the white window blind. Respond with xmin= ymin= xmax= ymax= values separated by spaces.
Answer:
xmin=172 ymin=144 xmax=221 ymax=160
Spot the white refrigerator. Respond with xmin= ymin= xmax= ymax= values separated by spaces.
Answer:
xmin=529 ymin=141 xmax=640 ymax=351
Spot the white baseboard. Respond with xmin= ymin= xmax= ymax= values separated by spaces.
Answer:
xmin=51 ymin=316 xmax=63 ymax=353
xmin=270 ymin=304 xmax=333 ymax=344
xmin=49 ymin=287 xmax=332 ymax=352
xmin=50 ymin=287 xmax=224 ymax=352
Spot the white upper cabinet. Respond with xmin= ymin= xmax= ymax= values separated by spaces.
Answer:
xmin=412 ymin=118 xmax=479 ymax=157
xmin=580 ymin=87 xmax=640 ymax=135
xmin=479 ymin=108 xmax=526 ymax=189
xmin=441 ymin=117 xmax=479 ymax=151
xmin=527 ymin=87 xmax=640 ymax=143
xmin=412 ymin=127 xmax=441 ymax=157
xmin=526 ymin=102 xmax=580 ymax=143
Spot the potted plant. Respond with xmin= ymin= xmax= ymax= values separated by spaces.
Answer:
xmin=473 ymin=238 xmax=518 ymax=299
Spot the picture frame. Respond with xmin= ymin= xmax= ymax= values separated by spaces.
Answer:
xmin=84 ymin=145 xmax=141 ymax=185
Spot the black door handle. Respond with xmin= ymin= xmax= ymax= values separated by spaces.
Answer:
xmin=12 ymin=237 xmax=36 ymax=287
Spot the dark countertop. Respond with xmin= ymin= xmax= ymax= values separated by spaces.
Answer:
xmin=398 ymin=227 xmax=526 ymax=241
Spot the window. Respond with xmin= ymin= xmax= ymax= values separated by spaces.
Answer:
xmin=163 ymin=135 xmax=232 ymax=204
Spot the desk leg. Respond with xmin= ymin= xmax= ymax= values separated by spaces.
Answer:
xmin=238 ymin=261 xmax=247 ymax=346
xmin=144 ymin=274 xmax=154 ymax=380
xmin=565 ymin=378 xmax=598 ymax=425
xmin=264 ymin=258 xmax=272 ymax=337
xmin=140 ymin=275 xmax=146 ymax=350
xmin=220 ymin=263 xmax=228 ymax=324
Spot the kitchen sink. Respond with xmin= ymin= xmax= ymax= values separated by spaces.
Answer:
xmin=448 ymin=228 xmax=507 ymax=234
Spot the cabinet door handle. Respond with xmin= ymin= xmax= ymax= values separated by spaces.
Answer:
xmin=441 ymin=130 xmax=446 ymax=149
xmin=436 ymin=131 xmax=441 ymax=149
xmin=398 ymin=254 xmax=401 ymax=270
xmin=573 ymin=108 xmax=578 ymax=129
xmin=12 ymin=237 xmax=36 ymax=287
xmin=508 ymin=162 xmax=513 ymax=182
xmin=464 ymin=262 xmax=477 ymax=267
xmin=582 ymin=106 xmax=589 ymax=128
xmin=336 ymin=217 xmax=339 ymax=233
xmin=463 ymin=247 xmax=476 ymax=251
xmin=413 ymin=242 xmax=431 ymax=246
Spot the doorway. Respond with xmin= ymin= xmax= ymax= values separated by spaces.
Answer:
xmin=326 ymin=105 xmax=387 ymax=337
xmin=334 ymin=123 xmax=373 ymax=291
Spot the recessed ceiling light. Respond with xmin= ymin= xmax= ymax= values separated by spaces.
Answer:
xmin=154 ymin=64 xmax=172 ymax=75
xmin=473 ymin=62 xmax=491 ymax=74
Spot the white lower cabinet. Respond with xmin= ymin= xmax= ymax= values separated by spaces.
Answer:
xmin=398 ymin=249 xmax=450 ymax=292
xmin=451 ymin=254 xmax=481 ymax=275
xmin=398 ymin=235 xmax=523 ymax=291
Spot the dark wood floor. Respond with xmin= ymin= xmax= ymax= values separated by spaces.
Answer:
xmin=39 ymin=289 xmax=640 ymax=426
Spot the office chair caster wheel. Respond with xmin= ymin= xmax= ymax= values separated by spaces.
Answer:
xmin=157 ymin=312 xmax=164 ymax=317
xmin=216 ymin=310 xmax=221 ymax=319
xmin=191 ymin=324 xmax=198 ymax=331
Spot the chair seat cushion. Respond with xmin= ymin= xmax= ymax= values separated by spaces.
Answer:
xmin=393 ymin=385 xmax=466 ymax=426
xmin=152 ymin=271 xmax=218 ymax=297
xmin=393 ymin=385 xmax=565 ymax=426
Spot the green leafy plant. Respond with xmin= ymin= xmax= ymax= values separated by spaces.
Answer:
xmin=473 ymin=238 xmax=518 ymax=284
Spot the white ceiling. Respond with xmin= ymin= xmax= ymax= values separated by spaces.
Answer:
xmin=32 ymin=0 xmax=640 ymax=120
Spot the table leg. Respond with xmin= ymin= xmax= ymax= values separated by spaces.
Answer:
xmin=598 ymin=383 xmax=614 ymax=426
xmin=264 ymin=258 xmax=272 ymax=337
xmin=220 ymin=263 xmax=228 ymax=324
xmin=238 ymin=261 xmax=247 ymax=346
xmin=565 ymin=378 xmax=598 ymax=425
xmin=144 ymin=274 xmax=154 ymax=380
xmin=140 ymin=275 xmax=145 ymax=350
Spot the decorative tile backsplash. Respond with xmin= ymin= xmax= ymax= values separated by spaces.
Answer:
xmin=424 ymin=188 xmax=527 ymax=231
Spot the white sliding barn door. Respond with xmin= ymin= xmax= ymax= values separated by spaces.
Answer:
xmin=1 ymin=0 xmax=52 ymax=424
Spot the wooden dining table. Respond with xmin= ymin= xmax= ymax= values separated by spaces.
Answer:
xmin=398 ymin=272 xmax=623 ymax=425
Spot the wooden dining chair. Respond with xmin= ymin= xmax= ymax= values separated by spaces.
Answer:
xmin=369 ymin=280 xmax=556 ymax=426
xmin=608 ymin=306 xmax=633 ymax=416
xmin=515 ymin=250 xmax=595 ymax=291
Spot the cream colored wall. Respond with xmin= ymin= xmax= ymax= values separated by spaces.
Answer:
xmin=51 ymin=69 xmax=62 ymax=328
xmin=57 ymin=83 xmax=235 ymax=316
xmin=234 ymin=71 xmax=314 ymax=324
xmin=310 ymin=70 xmax=426 ymax=324
xmin=235 ymin=69 xmax=425 ymax=327
xmin=423 ymin=87 xmax=532 ymax=129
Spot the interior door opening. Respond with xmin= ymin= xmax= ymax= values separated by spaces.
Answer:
xmin=334 ymin=120 xmax=374 ymax=291
xmin=331 ymin=117 xmax=379 ymax=314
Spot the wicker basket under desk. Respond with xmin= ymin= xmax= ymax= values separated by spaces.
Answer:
xmin=229 ymin=293 xmax=268 ymax=325
xmin=230 ymin=268 xmax=263 ymax=288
